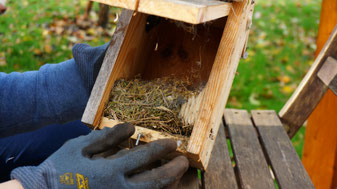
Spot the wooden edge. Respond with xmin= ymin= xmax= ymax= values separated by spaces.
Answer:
xmin=251 ymin=110 xmax=283 ymax=127
xmin=99 ymin=117 xmax=203 ymax=169
xmin=223 ymin=109 xmax=253 ymax=126
xmin=139 ymin=1 xmax=231 ymax=24
xmin=203 ymin=122 xmax=238 ymax=189
xmin=224 ymin=109 xmax=275 ymax=189
xmin=92 ymin=0 xmax=231 ymax=24
xmin=318 ymin=56 xmax=337 ymax=95
xmin=251 ymin=110 xmax=315 ymax=189
xmin=279 ymin=25 xmax=337 ymax=138
xmin=81 ymin=10 xmax=134 ymax=126
xmin=241 ymin=2 xmax=254 ymax=59
xmin=187 ymin=0 xmax=254 ymax=169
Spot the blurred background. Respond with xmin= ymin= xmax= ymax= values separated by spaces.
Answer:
xmin=0 ymin=0 xmax=321 ymax=157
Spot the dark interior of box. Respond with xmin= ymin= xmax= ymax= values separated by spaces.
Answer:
xmin=117 ymin=14 xmax=227 ymax=87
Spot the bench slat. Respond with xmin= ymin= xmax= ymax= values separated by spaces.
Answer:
xmin=203 ymin=123 xmax=238 ymax=189
xmin=224 ymin=109 xmax=275 ymax=189
xmin=251 ymin=110 xmax=315 ymax=189
xmin=177 ymin=168 xmax=201 ymax=189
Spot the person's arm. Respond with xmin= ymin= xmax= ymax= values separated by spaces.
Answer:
xmin=0 ymin=180 xmax=24 ymax=189
xmin=0 ymin=42 xmax=109 ymax=137
xmin=0 ymin=60 xmax=89 ymax=137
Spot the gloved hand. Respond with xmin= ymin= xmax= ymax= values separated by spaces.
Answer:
xmin=72 ymin=42 xmax=110 ymax=92
xmin=11 ymin=123 xmax=189 ymax=189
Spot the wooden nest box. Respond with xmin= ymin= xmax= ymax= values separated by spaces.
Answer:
xmin=82 ymin=0 xmax=255 ymax=170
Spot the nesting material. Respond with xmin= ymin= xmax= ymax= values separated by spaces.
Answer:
xmin=104 ymin=77 xmax=204 ymax=136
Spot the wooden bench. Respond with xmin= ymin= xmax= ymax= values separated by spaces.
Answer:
xmin=82 ymin=0 xmax=337 ymax=187
xmin=178 ymin=25 xmax=337 ymax=188
xmin=178 ymin=109 xmax=315 ymax=188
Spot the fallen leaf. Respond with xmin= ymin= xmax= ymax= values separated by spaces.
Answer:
xmin=281 ymin=86 xmax=294 ymax=94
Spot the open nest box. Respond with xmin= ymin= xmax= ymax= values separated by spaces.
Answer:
xmin=82 ymin=0 xmax=255 ymax=170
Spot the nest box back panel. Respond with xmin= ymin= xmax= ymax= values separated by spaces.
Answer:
xmin=142 ymin=17 xmax=225 ymax=86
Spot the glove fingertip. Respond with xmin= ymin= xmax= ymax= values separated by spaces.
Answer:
xmin=151 ymin=139 xmax=178 ymax=152
xmin=107 ymin=122 xmax=135 ymax=137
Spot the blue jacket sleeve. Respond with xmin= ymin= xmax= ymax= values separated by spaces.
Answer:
xmin=0 ymin=59 xmax=89 ymax=137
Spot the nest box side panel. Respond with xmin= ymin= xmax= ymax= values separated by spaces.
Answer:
xmin=187 ymin=0 xmax=255 ymax=169
xmin=82 ymin=11 xmax=153 ymax=127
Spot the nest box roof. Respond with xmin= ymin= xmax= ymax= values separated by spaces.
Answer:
xmin=92 ymin=0 xmax=231 ymax=24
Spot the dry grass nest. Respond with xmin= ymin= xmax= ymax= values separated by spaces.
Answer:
xmin=104 ymin=77 xmax=203 ymax=136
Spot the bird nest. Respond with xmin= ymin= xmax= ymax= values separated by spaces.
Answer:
xmin=104 ymin=76 xmax=203 ymax=136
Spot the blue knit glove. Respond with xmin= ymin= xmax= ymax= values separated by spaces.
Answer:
xmin=11 ymin=123 xmax=189 ymax=189
xmin=73 ymin=42 xmax=110 ymax=92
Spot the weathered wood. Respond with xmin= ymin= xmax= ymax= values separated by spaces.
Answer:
xmin=224 ymin=109 xmax=274 ymax=189
xmin=317 ymin=57 xmax=337 ymax=95
xmin=92 ymin=0 xmax=231 ymax=24
xmin=177 ymin=168 xmax=201 ymax=189
xmin=251 ymin=110 xmax=315 ymax=189
xmin=203 ymin=123 xmax=238 ymax=189
xmin=82 ymin=10 xmax=134 ymax=127
xmin=82 ymin=11 xmax=152 ymax=127
xmin=188 ymin=0 xmax=255 ymax=170
xmin=279 ymin=25 xmax=337 ymax=138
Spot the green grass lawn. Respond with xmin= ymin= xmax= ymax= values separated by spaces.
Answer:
xmin=0 ymin=0 xmax=322 ymax=158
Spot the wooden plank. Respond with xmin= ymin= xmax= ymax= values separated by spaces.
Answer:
xmin=203 ymin=122 xmax=238 ymax=189
xmin=224 ymin=109 xmax=275 ymax=189
xmin=138 ymin=0 xmax=231 ymax=24
xmin=82 ymin=10 xmax=134 ymax=127
xmin=82 ymin=11 xmax=153 ymax=127
xmin=99 ymin=117 xmax=189 ymax=152
xmin=279 ymin=25 xmax=337 ymax=138
xmin=251 ymin=110 xmax=315 ymax=189
xmin=317 ymin=57 xmax=337 ymax=95
xmin=92 ymin=0 xmax=231 ymax=24
xmin=177 ymin=168 xmax=201 ymax=189
xmin=187 ymin=0 xmax=255 ymax=169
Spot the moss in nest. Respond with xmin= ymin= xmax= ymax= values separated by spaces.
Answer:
xmin=104 ymin=77 xmax=202 ymax=136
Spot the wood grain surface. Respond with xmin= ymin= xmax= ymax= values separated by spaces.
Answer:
xmin=82 ymin=10 xmax=135 ymax=126
xmin=224 ymin=109 xmax=274 ymax=189
xmin=91 ymin=0 xmax=231 ymax=24
xmin=252 ymin=110 xmax=315 ymax=189
xmin=317 ymin=57 xmax=337 ymax=95
xmin=187 ymin=0 xmax=254 ymax=170
xmin=279 ymin=25 xmax=337 ymax=138
xmin=203 ymin=123 xmax=238 ymax=189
